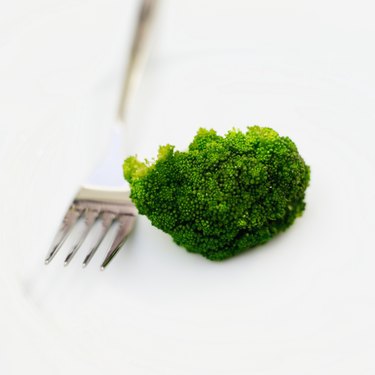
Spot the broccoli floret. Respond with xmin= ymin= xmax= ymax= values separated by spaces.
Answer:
xmin=123 ymin=126 xmax=310 ymax=260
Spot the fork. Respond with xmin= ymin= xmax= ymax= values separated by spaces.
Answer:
xmin=45 ymin=0 xmax=158 ymax=270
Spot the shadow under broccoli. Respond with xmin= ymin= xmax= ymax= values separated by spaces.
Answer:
xmin=123 ymin=126 xmax=310 ymax=260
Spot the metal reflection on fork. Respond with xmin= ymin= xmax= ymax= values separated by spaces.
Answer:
xmin=45 ymin=0 xmax=158 ymax=270
xmin=45 ymin=188 xmax=138 ymax=270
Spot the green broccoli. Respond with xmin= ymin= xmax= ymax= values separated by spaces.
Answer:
xmin=123 ymin=126 xmax=310 ymax=260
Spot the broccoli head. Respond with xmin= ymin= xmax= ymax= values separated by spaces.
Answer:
xmin=123 ymin=126 xmax=310 ymax=260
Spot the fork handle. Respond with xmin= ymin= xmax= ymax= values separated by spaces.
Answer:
xmin=117 ymin=0 xmax=159 ymax=122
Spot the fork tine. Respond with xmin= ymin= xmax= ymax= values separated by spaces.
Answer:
xmin=64 ymin=208 xmax=100 ymax=266
xmin=100 ymin=214 xmax=136 ymax=270
xmin=45 ymin=206 xmax=83 ymax=264
xmin=82 ymin=211 xmax=117 ymax=268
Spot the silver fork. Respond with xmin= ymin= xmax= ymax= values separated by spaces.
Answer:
xmin=45 ymin=0 xmax=158 ymax=270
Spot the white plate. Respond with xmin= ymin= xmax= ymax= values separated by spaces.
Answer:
xmin=2 ymin=53 xmax=375 ymax=374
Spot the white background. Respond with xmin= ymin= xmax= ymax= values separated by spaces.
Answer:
xmin=1 ymin=0 xmax=375 ymax=374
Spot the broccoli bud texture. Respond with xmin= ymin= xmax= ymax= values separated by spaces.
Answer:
xmin=123 ymin=126 xmax=310 ymax=260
